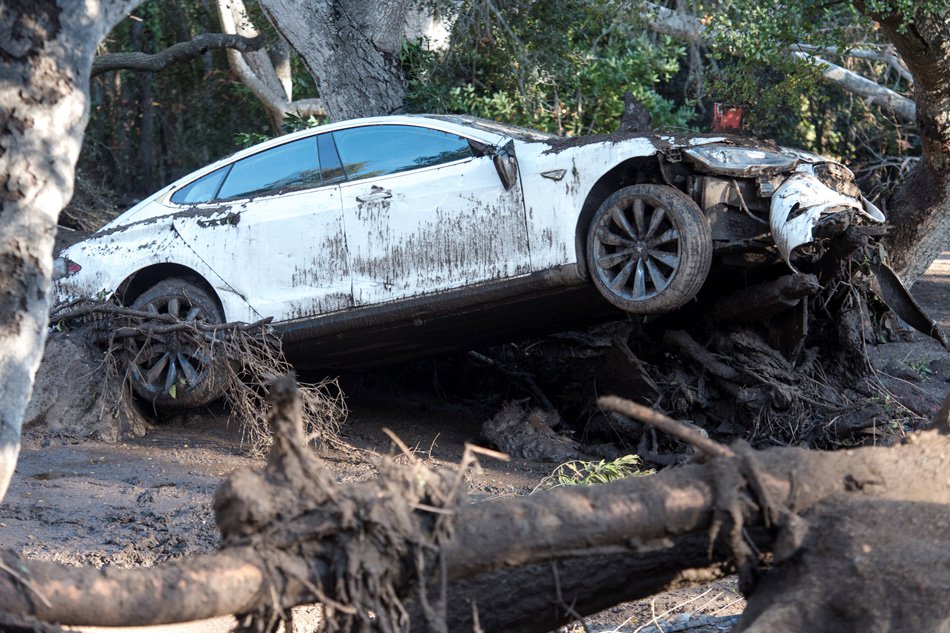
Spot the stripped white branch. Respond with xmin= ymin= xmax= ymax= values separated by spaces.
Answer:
xmin=634 ymin=1 xmax=916 ymax=123
xmin=791 ymin=51 xmax=916 ymax=121
xmin=215 ymin=0 xmax=326 ymax=122
xmin=792 ymin=43 xmax=913 ymax=84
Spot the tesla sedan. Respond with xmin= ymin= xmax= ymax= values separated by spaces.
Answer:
xmin=54 ymin=114 xmax=884 ymax=406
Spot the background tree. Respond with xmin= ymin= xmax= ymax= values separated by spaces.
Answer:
xmin=257 ymin=0 xmax=417 ymax=120
xmin=80 ymin=1 xmax=273 ymax=198
xmin=629 ymin=0 xmax=949 ymax=283
xmin=0 ymin=0 xmax=145 ymax=503
xmin=403 ymin=0 xmax=694 ymax=135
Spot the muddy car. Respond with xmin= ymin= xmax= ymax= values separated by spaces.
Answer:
xmin=54 ymin=114 xmax=885 ymax=407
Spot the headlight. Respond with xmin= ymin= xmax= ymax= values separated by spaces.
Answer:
xmin=683 ymin=144 xmax=798 ymax=176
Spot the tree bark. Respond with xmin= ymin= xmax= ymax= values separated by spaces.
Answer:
xmin=215 ymin=0 xmax=326 ymax=128
xmin=258 ymin=0 xmax=415 ymax=121
xmin=0 ymin=0 xmax=143 ymax=504
xmin=857 ymin=4 xmax=950 ymax=284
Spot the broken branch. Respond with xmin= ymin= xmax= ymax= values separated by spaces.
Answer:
xmin=91 ymin=33 xmax=264 ymax=78
xmin=597 ymin=395 xmax=734 ymax=458
xmin=53 ymin=302 xmax=273 ymax=334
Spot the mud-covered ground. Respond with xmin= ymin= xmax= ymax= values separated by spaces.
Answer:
xmin=2 ymin=253 xmax=947 ymax=633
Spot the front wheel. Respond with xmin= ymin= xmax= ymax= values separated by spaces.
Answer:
xmin=127 ymin=278 xmax=226 ymax=408
xmin=586 ymin=184 xmax=712 ymax=314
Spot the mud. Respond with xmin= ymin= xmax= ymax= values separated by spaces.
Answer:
xmin=1 ymin=254 xmax=947 ymax=632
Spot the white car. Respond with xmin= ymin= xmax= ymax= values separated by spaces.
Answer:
xmin=54 ymin=114 xmax=884 ymax=406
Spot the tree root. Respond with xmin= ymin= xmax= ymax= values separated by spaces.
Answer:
xmin=42 ymin=301 xmax=347 ymax=455
xmin=4 ymin=387 xmax=950 ymax=632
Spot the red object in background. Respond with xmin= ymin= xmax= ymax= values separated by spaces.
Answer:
xmin=712 ymin=104 xmax=744 ymax=132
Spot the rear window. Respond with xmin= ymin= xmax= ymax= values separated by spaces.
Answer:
xmin=170 ymin=167 xmax=228 ymax=205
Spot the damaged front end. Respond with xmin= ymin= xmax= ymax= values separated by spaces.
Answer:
xmin=681 ymin=142 xmax=948 ymax=350
xmin=681 ymin=143 xmax=885 ymax=267
xmin=769 ymin=171 xmax=885 ymax=267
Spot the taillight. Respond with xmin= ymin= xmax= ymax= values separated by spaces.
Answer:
xmin=52 ymin=257 xmax=82 ymax=281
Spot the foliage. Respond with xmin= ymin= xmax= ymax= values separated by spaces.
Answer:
xmin=403 ymin=0 xmax=693 ymax=135
xmin=234 ymin=113 xmax=328 ymax=149
xmin=81 ymin=0 xmax=273 ymax=196
xmin=537 ymin=454 xmax=654 ymax=490
xmin=688 ymin=0 xmax=927 ymax=189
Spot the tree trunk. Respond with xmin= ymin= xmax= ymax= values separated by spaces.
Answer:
xmin=0 ymin=0 xmax=142 ymax=503
xmin=3 ymin=383 xmax=949 ymax=632
xmin=258 ymin=0 xmax=415 ymax=120
xmin=860 ymin=4 xmax=950 ymax=284
xmin=215 ymin=0 xmax=326 ymax=126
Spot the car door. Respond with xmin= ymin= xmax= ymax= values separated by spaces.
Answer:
xmin=332 ymin=124 xmax=531 ymax=306
xmin=170 ymin=134 xmax=351 ymax=322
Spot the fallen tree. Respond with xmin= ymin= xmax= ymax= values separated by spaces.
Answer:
xmin=3 ymin=378 xmax=948 ymax=632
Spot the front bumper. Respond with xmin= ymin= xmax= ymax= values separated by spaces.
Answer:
xmin=769 ymin=173 xmax=885 ymax=267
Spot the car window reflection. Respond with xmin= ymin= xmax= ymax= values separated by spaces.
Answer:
xmin=317 ymin=133 xmax=346 ymax=185
xmin=217 ymin=137 xmax=321 ymax=200
xmin=170 ymin=166 xmax=228 ymax=205
xmin=333 ymin=125 xmax=472 ymax=182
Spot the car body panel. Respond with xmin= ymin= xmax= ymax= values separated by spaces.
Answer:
xmin=769 ymin=170 xmax=885 ymax=266
xmin=171 ymin=185 xmax=350 ymax=321
xmin=55 ymin=217 xmax=260 ymax=322
xmin=518 ymin=136 xmax=662 ymax=272
xmin=277 ymin=264 xmax=607 ymax=369
xmin=340 ymin=152 xmax=531 ymax=306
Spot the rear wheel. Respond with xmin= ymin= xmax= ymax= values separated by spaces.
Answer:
xmin=127 ymin=278 xmax=225 ymax=408
xmin=586 ymin=184 xmax=712 ymax=314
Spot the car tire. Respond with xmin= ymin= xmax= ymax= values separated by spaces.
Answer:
xmin=127 ymin=278 xmax=226 ymax=408
xmin=586 ymin=184 xmax=712 ymax=314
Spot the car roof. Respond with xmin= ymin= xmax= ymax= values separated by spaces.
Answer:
xmin=98 ymin=115 xmax=515 ymax=230
xmin=230 ymin=114 xmax=507 ymax=159
xmin=179 ymin=115 xmax=509 ymax=187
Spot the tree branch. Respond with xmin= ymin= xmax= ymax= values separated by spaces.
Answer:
xmin=91 ymin=32 xmax=265 ymax=78
xmin=215 ymin=0 xmax=326 ymax=123
xmin=791 ymin=43 xmax=913 ymax=84
xmin=634 ymin=1 xmax=916 ymax=122
xmin=790 ymin=50 xmax=916 ymax=121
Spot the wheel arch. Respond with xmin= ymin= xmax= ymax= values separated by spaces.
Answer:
xmin=573 ymin=156 xmax=666 ymax=279
xmin=117 ymin=264 xmax=225 ymax=317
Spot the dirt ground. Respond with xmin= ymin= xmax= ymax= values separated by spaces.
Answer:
xmin=1 ymin=253 xmax=947 ymax=633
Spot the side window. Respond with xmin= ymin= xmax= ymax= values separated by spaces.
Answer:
xmin=171 ymin=167 xmax=228 ymax=205
xmin=216 ymin=137 xmax=321 ymax=200
xmin=332 ymin=125 xmax=472 ymax=182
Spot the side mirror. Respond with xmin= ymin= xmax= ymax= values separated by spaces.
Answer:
xmin=469 ymin=139 xmax=519 ymax=191
xmin=492 ymin=141 xmax=518 ymax=191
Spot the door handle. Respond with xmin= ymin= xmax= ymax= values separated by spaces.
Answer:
xmin=356 ymin=188 xmax=392 ymax=203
